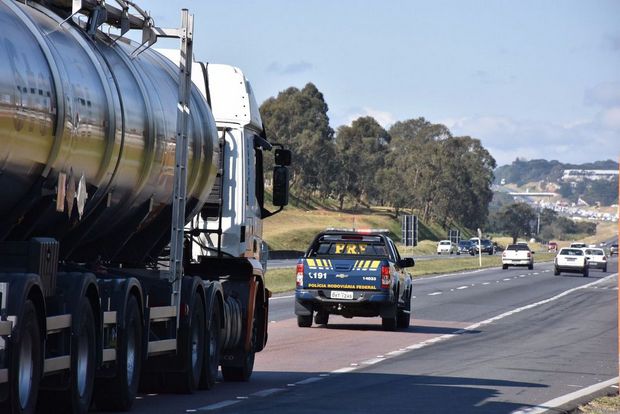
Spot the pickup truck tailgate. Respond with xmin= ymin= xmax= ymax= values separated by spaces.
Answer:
xmin=301 ymin=258 xmax=385 ymax=291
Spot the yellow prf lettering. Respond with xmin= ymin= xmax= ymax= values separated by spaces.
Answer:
xmin=346 ymin=245 xmax=357 ymax=254
xmin=335 ymin=244 xmax=345 ymax=254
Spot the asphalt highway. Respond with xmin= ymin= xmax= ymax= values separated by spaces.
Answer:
xmin=99 ymin=258 xmax=618 ymax=413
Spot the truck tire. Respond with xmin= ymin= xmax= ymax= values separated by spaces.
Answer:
xmin=199 ymin=303 xmax=221 ymax=390
xmin=297 ymin=314 xmax=313 ymax=328
xmin=554 ymin=267 xmax=560 ymax=276
xmin=2 ymin=300 xmax=42 ymax=414
xmin=62 ymin=298 xmax=96 ymax=414
xmin=603 ymin=265 xmax=607 ymax=272
xmin=94 ymin=295 xmax=142 ymax=411
xmin=583 ymin=267 xmax=589 ymax=278
xmin=172 ymin=297 xmax=206 ymax=393
xmin=222 ymin=306 xmax=257 ymax=382
xmin=314 ymin=312 xmax=329 ymax=326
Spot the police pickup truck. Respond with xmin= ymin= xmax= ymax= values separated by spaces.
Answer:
xmin=295 ymin=229 xmax=414 ymax=331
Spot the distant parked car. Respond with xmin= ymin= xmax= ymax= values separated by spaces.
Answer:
xmin=457 ymin=240 xmax=472 ymax=255
xmin=554 ymin=248 xmax=588 ymax=277
xmin=584 ymin=248 xmax=607 ymax=272
xmin=469 ymin=239 xmax=494 ymax=255
xmin=610 ymin=243 xmax=618 ymax=257
xmin=547 ymin=241 xmax=558 ymax=253
xmin=436 ymin=240 xmax=457 ymax=255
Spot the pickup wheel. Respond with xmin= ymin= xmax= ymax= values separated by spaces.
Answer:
xmin=528 ymin=264 xmax=533 ymax=270
xmin=583 ymin=267 xmax=589 ymax=277
xmin=502 ymin=264 xmax=508 ymax=270
xmin=314 ymin=312 xmax=329 ymax=326
xmin=297 ymin=314 xmax=313 ymax=328
xmin=603 ymin=265 xmax=608 ymax=272
xmin=382 ymin=304 xmax=398 ymax=331
xmin=554 ymin=267 xmax=560 ymax=276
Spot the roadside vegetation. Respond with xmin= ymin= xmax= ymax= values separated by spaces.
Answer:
xmin=265 ymin=252 xmax=558 ymax=294
xmin=573 ymin=394 xmax=620 ymax=414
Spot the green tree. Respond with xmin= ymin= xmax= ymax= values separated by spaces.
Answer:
xmin=496 ymin=203 xmax=536 ymax=243
xmin=260 ymin=83 xmax=335 ymax=196
xmin=333 ymin=117 xmax=390 ymax=209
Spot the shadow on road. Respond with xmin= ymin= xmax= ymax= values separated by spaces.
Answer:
xmin=205 ymin=371 xmax=545 ymax=414
xmin=319 ymin=322 xmax=480 ymax=336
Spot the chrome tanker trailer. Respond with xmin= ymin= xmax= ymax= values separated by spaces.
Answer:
xmin=0 ymin=0 xmax=290 ymax=413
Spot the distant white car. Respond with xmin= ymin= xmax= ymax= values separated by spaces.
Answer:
xmin=554 ymin=248 xmax=589 ymax=277
xmin=436 ymin=240 xmax=456 ymax=255
xmin=569 ymin=242 xmax=587 ymax=249
xmin=584 ymin=248 xmax=607 ymax=272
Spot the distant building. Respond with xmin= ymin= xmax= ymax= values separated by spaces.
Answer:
xmin=561 ymin=169 xmax=618 ymax=182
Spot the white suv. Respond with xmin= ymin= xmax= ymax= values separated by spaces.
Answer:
xmin=437 ymin=240 xmax=456 ymax=255
xmin=554 ymin=248 xmax=588 ymax=277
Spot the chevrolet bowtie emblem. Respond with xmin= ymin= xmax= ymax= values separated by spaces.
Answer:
xmin=335 ymin=273 xmax=348 ymax=279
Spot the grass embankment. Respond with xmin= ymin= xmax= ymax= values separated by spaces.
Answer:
xmin=574 ymin=394 xmax=620 ymax=414
xmin=265 ymin=252 xmax=557 ymax=294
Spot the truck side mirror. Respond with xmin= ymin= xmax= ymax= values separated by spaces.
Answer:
xmin=275 ymin=149 xmax=292 ymax=166
xmin=272 ymin=166 xmax=289 ymax=207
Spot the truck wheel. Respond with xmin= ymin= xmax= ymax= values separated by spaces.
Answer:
xmin=554 ymin=267 xmax=560 ymax=276
xmin=583 ymin=267 xmax=589 ymax=278
xmin=2 ymin=300 xmax=42 ymax=414
xmin=603 ymin=265 xmax=608 ymax=272
xmin=222 ymin=307 xmax=257 ymax=382
xmin=61 ymin=298 xmax=96 ymax=414
xmin=94 ymin=295 xmax=142 ymax=411
xmin=502 ymin=264 xmax=508 ymax=270
xmin=173 ymin=297 xmax=206 ymax=393
xmin=314 ymin=312 xmax=329 ymax=326
xmin=297 ymin=314 xmax=313 ymax=328
xmin=200 ymin=303 xmax=221 ymax=390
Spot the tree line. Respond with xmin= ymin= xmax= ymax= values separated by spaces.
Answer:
xmin=260 ymin=83 xmax=496 ymax=230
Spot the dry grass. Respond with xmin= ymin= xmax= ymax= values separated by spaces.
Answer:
xmin=575 ymin=394 xmax=620 ymax=414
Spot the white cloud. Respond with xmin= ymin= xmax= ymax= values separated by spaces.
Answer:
xmin=344 ymin=107 xmax=397 ymax=128
xmin=442 ymin=114 xmax=620 ymax=166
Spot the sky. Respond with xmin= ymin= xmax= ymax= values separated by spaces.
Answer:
xmin=144 ymin=0 xmax=620 ymax=167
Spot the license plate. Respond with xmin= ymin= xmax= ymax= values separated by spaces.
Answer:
xmin=567 ymin=258 xmax=576 ymax=261
xmin=330 ymin=291 xmax=354 ymax=300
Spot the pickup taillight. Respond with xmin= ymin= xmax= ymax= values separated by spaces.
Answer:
xmin=502 ymin=252 xmax=506 ymax=258
xmin=296 ymin=263 xmax=304 ymax=287
xmin=381 ymin=265 xmax=391 ymax=289
xmin=527 ymin=252 xmax=531 ymax=258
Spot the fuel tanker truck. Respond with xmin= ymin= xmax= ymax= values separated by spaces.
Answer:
xmin=0 ymin=0 xmax=291 ymax=413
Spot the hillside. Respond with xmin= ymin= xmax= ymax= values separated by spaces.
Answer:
xmin=262 ymin=196 xmax=470 ymax=254
xmin=494 ymin=159 xmax=618 ymax=186
xmin=494 ymin=159 xmax=618 ymax=206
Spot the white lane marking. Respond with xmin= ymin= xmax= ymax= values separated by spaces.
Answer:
xmin=250 ymin=388 xmax=286 ymax=397
xmin=271 ymin=294 xmax=294 ymax=300
xmin=456 ymin=286 xmax=468 ymax=290
xmin=511 ymin=376 xmax=619 ymax=414
xmin=533 ymin=272 xmax=539 ymax=275
xmin=428 ymin=292 xmax=442 ymax=296
xmin=361 ymin=357 xmax=385 ymax=365
xmin=236 ymin=396 xmax=249 ymax=400
xmin=483 ymin=282 xmax=490 ymax=285
xmin=519 ymin=274 xmax=526 ymax=277
xmin=331 ymin=366 xmax=357 ymax=374
xmin=503 ymin=278 xmax=511 ymax=281
xmin=329 ymin=273 xmax=617 ymax=380
xmin=198 ymin=400 xmax=241 ymax=411
xmin=295 ymin=377 xmax=324 ymax=385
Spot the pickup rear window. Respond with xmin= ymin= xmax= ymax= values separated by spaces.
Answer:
xmin=506 ymin=244 xmax=530 ymax=251
xmin=308 ymin=234 xmax=388 ymax=257
xmin=559 ymin=248 xmax=583 ymax=256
